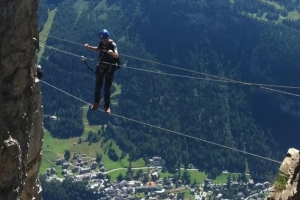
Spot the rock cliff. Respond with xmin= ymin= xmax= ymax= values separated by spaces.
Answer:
xmin=268 ymin=148 xmax=300 ymax=200
xmin=0 ymin=0 xmax=43 ymax=199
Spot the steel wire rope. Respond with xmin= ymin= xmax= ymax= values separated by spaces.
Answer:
xmin=39 ymin=44 xmax=300 ymax=98
xmin=40 ymin=80 xmax=282 ymax=164
xmin=39 ymin=44 xmax=234 ymax=84
xmin=40 ymin=33 xmax=300 ymax=90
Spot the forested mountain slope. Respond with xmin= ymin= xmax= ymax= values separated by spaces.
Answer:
xmin=38 ymin=0 xmax=300 ymax=181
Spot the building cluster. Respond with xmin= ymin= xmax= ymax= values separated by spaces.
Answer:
xmin=46 ymin=153 xmax=107 ymax=181
xmin=45 ymin=155 xmax=272 ymax=200
xmin=201 ymin=178 xmax=271 ymax=200
xmin=148 ymin=157 xmax=165 ymax=166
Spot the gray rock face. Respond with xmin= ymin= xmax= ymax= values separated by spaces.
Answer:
xmin=20 ymin=78 xmax=44 ymax=200
xmin=268 ymin=148 xmax=300 ymax=200
xmin=0 ymin=0 xmax=42 ymax=199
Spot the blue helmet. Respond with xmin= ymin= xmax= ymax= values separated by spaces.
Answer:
xmin=99 ymin=29 xmax=110 ymax=40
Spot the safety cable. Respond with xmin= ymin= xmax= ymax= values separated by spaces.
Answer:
xmin=40 ymin=33 xmax=300 ymax=90
xmin=41 ymin=34 xmax=83 ymax=46
xmin=40 ymin=80 xmax=282 ymax=164
xmin=39 ymin=44 xmax=300 ymax=98
xmin=39 ymin=44 xmax=94 ymax=60
xmin=39 ymin=43 xmax=234 ymax=84
xmin=39 ymin=44 xmax=229 ymax=83
xmin=109 ymin=62 xmax=233 ymax=83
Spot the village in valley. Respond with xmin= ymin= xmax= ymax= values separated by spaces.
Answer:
xmin=40 ymin=94 xmax=274 ymax=199
xmin=44 ymin=154 xmax=272 ymax=200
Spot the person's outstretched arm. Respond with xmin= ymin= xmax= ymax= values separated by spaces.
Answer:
xmin=84 ymin=44 xmax=100 ymax=52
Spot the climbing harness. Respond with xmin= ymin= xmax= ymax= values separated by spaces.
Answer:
xmin=98 ymin=63 xmax=113 ymax=78
xmin=81 ymin=56 xmax=113 ymax=78
xmin=81 ymin=56 xmax=96 ymax=73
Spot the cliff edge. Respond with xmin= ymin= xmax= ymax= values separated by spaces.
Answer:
xmin=0 ymin=0 xmax=43 ymax=199
xmin=268 ymin=148 xmax=300 ymax=200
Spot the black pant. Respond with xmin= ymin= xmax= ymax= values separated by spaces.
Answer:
xmin=94 ymin=65 xmax=115 ymax=108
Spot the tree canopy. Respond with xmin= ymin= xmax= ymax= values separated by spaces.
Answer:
xmin=38 ymin=0 xmax=300 ymax=182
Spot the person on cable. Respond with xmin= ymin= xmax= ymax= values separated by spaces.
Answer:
xmin=84 ymin=29 xmax=119 ymax=114
xmin=34 ymin=64 xmax=43 ymax=80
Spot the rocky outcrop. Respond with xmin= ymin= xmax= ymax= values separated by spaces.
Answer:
xmin=268 ymin=148 xmax=300 ymax=200
xmin=20 ymin=74 xmax=44 ymax=199
xmin=0 ymin=0 xmax=42 ymax=200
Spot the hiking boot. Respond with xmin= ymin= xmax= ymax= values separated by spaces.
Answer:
xmin=91 ymin=103 xmax=100 ymax=111
xmin=104 ymin=107 xmax=111 ymax=114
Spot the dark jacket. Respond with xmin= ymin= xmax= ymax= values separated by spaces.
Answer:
xmin=97 ymin=39 xmax=119 ymax=66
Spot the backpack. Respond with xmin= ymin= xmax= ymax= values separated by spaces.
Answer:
xmin=107 ymin=41 xmax=121 ymax=70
